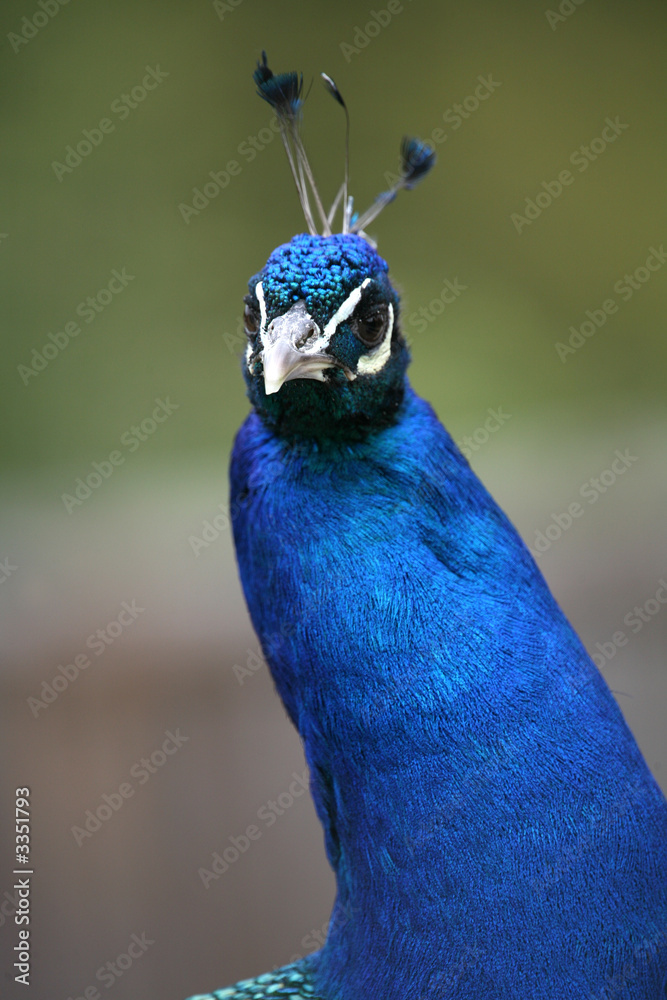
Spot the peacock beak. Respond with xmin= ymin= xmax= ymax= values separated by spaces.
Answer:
xmin=260 ymin=300 xmax=335 ymax=395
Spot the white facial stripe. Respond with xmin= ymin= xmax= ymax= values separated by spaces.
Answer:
xmin=251 ymin=277 xmax=390 ymax=383
xmin=255 ymin=281 xmax=267 ymax=334
xmin=245 ymin=283 xmax=267 ymax=373
xmin=322 ymin=277 xmax=371 ymax=341
xmin=356 ymin=302 xmax=394 ymax=376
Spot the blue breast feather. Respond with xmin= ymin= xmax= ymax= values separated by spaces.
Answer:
xmin=226 ymin=385 xmax=667 ymax=999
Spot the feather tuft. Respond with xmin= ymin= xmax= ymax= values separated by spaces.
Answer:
xmin=252 ymin=56 xmax=435 ymax=239
xmin=321 ymin=72 xmax=350 ymax=232
xmin=253 ymin=51 xmax=303 ymax=123
xmin=351 ymin=136 xmax=436 ymax=234
xmin=400 ymin=136 xmax=436 ymax=189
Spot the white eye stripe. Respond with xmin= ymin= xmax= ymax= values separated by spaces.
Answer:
xmin=252 ymin=277 xmax=392 ymax=378
xmin=356 ymin=302 xmax=394 ymax=375
xmin=246 ymin=283 xmax=267 ymax=374
xmin=255 ymin=281 xmax=267 ymax=334
xmin=322 ymin=277 xmax=371 ymax=340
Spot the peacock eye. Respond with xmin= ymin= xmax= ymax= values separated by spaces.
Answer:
xmin=243 ymin=299 xmax=260 ymax=336
xmin=352 ymin=303 xmax=389 ymax=348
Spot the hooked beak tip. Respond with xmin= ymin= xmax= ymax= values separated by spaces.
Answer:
xmin=263 ymin=379 xmax=283 ymax=396
xmin=261 ymin=340 xmax=331 ymax=396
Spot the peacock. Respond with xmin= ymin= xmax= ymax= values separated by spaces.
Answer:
xmin=186 ymin=53 xmax=667 ymax=1000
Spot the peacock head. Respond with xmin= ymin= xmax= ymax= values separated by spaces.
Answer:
xmin=241 ymin=53 xmax=435 ymax=442
xmin=243 ymin=232 xmax=409 ymax=440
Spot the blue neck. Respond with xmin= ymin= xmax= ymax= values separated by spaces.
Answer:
xmin=230 ymin=383 xmax=667 ymax=999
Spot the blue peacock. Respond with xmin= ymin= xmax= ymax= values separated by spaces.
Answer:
xmin=187 ymin=53 xmax=667 ymax=1000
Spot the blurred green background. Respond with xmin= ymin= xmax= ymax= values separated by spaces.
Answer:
xmin=1 ymin=1 xmax=666 ymax=998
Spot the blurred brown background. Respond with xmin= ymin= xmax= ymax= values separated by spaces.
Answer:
xmin=1 ymin=0 xmax=666 ymax=997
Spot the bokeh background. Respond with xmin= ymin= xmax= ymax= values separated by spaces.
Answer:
xmin=1 ymin=0 xmax=666 ymax=997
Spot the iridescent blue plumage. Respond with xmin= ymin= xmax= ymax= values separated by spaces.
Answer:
xmin=188 ymin=962 xmax=319 ymax=999
xmin=183 ymin=230 xmax=667 ymax=1000
xmin=255 ymin=233 xmax=390 ymax=321
xmin=253 ymin=50 xmax=303 ymax=121
xmin=400 ymin=136 xmax=437 ymax=188
xmin=242 ymin=235 xmax=404 ymax=442
xmin=185 ymin=52 xmax=667 ymax=1000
